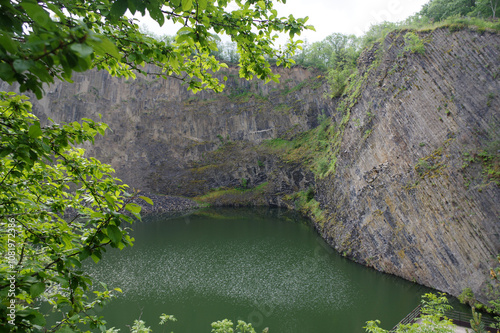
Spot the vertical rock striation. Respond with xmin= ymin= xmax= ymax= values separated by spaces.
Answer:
xmin=314 ymin=28 xmax=499 ymax=300
xmin=4 ymin=66 xmax=329 ymax=193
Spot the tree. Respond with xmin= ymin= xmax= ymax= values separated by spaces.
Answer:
xmin=0 ymin=92 xmax=138 ymax=332
xmin=418 ymin=0 xmax=499 ymax=20
xmin=210 ymin=319 xmax=268 ymax=333
xmin=364 ymin=293 xmax=455 ymax=333
xmin=0 ymin=0 xmax=310 ymax=332
xmin=470 ymin=0 xmax=500 ymax=18
xmin=0 ymin=0 xmax=313 ymax=98
xmin=470 ymin=307 xmax=487 ymax=333
xmin=419 ymin=0 xmax=477 ymax=21
xmin=293 ymin=33 xmax=359 ymax=71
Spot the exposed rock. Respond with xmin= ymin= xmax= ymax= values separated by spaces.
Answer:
xmin=9 ymin=65 xmax=330 ymax=194
xmin=131 ymin=192 xmax=200 ymax=214
xmin=313 ymin=28 xmax=500 ymax=301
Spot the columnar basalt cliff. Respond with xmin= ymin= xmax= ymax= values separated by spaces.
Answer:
xmin=311 ymin=28 xmax=500 ymax=301
xmin=20 ymin=66 xmax=330 ymax=194
xmin=3 ymin=27 xmax=498 ymax=301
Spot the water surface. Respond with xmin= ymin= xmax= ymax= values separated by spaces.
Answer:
xmin=87 ymin=207 xmax=430 ymax=332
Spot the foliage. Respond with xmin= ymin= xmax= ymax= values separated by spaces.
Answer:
xmin=470 ymin=307 xmax=487 ymax=333
xmin=105 ymin=314 xmax=176 ymax=333
xmin=293 ymin=33 xmax=361 ymax=71
xmin=327 ymin=67 xmax=357 ymax=98
xmin=293 ymin=33 xmax=361 ymax=98
xmin=459 ymin=287 xmax=477 ymax=307
xmin=361 ymin=21 xmax=402 ymax=49
xmin=240 ymin=178 xmax=248 ymax=189
xmin=0 ymin=92 xmax=147 ymax=332
xmin=419 ymin=0 xmax=500 ymax=21
xmin=212 ymin=41 xmax=240 ymax=64
xmin=478 ymin=140 xmax=500 ymax=186
xmin=359 ymin=14 xmax=499 ymax=52
xmin=364 ymin=293 xmax=455 ymax=333
xmin=403 ymin=32 xmax=426 ymax=55
xmin=211 ymin=319 xmax=268 ymax=333
xmin=487 ymin=255 xmax=500 ymax=328
xmin=0 ymin=0 xmax=313 ymax=98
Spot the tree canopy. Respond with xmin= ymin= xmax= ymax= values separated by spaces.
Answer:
xmin=0 ymin=0 xmax=313 ymax=98
xmin=419 ymin=0 xmax=499 ymax=21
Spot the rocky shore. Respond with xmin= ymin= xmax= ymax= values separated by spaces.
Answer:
xmin=131 ymin=192 xmax=201 ymax=215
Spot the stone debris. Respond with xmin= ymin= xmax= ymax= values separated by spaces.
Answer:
xmin=131 ymin=192 xmax=200 ymax=215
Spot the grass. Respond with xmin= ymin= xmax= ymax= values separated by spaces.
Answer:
xmin=362 ymin=17 xmax=500 ymax=51
xmin=284 ymin=190 xmax=326 ymax=224
xmin=262 ymin=116 xmax=338 ymax=177
xmin=478 ymin=139 xmax=500 ymax=186
xmin=193 ymin=182 xmax=270 ymax=205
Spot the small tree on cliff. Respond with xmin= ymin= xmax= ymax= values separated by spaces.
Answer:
xmin=0 ymin=0 xmax=311 ymax=332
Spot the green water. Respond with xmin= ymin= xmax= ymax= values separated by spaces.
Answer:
xmin=87 ymin=207 xmax=430 ymax=332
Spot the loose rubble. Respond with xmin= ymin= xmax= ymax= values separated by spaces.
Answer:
xmin=131 ymin=192 xmax=201 ymax=215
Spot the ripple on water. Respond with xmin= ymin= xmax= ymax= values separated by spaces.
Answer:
xmin=88 ymin=235 xmax=357 ymax=314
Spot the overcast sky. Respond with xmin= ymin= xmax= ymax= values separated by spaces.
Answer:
xmin=139 ymin=0 xmax=430 ymax=44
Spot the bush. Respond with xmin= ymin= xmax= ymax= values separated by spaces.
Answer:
xmin=404 ymin=32 xmax=426 ymax=55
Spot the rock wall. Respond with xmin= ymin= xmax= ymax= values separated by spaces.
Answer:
xmin=5 ymin=66 xmax=330 ymax=193
xmin=314 ymin=28 xmax=500 ymax=301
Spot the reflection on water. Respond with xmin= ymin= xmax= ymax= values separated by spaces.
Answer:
xmin=87 ymin=207 xmax=430 ymax=332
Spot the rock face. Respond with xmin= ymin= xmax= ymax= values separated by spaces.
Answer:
xmin=18 ymin=66 xmax=329 ymax=194
xmin=314 ymin=28 xmax=500 ymax=301
xmin=3 ymin=27 xmax=498 ymax=301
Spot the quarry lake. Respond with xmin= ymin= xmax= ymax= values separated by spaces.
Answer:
xmin=87 ymin=207 xmax=431 ymax=332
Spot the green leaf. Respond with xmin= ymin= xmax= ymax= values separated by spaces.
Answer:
xmin=104 ymin=193 xmax=115 ymax=206
xmin=139 ymin=195 xmax=153 ymax=205
xmin=110 ymin=0 xmax=128 ymax=18
xmin=182 ymin=0 xmax=193 ymax=11
xmin=30 ymin=282 xmax=45 ymax=298
xmin=0 ymin=32 xmax=17 ymax=54
xmin=46 ymin=3 xmax=67 ymax=22
xmin=91 ymin=253 xmax=101 ymax=263
xmin=124 ymin=203 xmax=141 ymax=214
xmin=148 ymin=5 xmax=165 ymax=26
xmin=197 ymin=0 xmax=207 ymax=10
xmin=0 ymin=62 xmax=15 ymax=82
xmin=79 ymin=247 xmax=92 ymax=261
xmin=21 ymin=1 xmax=53 ymax=26
xmin=29 ymin=310 xmax=46 ymax=326
xmin=88 ymin=35 xmax=122 ymax=60
xmin=56 ymin=325 xmax=75 ymax=333
xmin=13 ymin=59 xmax=33 ymax=73
xmin=69 ymin=43 xmax=94 ymax=58
xmin=28 ymin=121 xmax=43 ymax=138
xmin=66 ymin=257 xmax=82 ymax=268
xmin=106 ymin=224 xmax=122 ymax=245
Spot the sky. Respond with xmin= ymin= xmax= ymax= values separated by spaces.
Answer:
xmin=138 ymin=0 xmax=430 ymax=44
